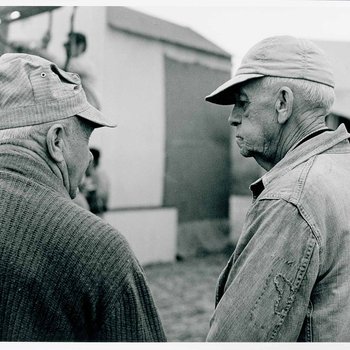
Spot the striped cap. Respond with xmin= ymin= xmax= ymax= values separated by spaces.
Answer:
xmin=0 ymin=53 xmax=116 ymax=130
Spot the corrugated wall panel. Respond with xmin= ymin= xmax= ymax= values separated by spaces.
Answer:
xmin=164 ymin=57 xmax=231 ymax=222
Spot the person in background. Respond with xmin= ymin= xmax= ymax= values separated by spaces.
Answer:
xmin=0 ymin=53 xmax=166 ymax=342
xmin=73 ymin=174 xmax=91 ymax=211
xmin=64 ymin=31 xmax=101 ymax=110
xmin=80 ymin=147 xmax=110 ymax=217
xmin=205 ymin=35 xmax=350 ymax=342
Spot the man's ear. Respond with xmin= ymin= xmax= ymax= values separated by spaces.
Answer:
xmin=46 ymin=124 xmax=65 ymax=162
xmin=275 ymin=86 xmax=294 ymax=124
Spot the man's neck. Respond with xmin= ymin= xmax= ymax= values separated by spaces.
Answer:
xmin=255 ymin=114 xmax=328 ymax=171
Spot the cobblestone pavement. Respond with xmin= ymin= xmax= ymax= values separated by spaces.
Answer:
xmin=144 ymin=253 xmax=230 ymax=342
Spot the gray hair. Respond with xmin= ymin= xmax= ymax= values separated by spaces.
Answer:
xmin=260 ymin=76 xmax=335 ymax=115
xmin=0 ymin=116 xmax=83 ymax=142
xmin=0 ymin=125 xmax=34 ymax=140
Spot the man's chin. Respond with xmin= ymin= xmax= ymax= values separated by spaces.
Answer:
xmin=239 ymin=149 xmax=253 ymax=158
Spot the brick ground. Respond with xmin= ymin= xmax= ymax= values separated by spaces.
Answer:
xmin=144 ymin=252 xmax=230 ymax=342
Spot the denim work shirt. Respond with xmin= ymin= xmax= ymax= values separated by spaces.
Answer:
xmin=207 ymin=124 xmax=350 ymax=342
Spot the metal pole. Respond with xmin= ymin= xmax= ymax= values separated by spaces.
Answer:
xmin=64 ymin=6 xmax=77 ymax=70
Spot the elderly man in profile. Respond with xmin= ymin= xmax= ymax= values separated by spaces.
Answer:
xmin=205 ymin=35 xmax=350 ymax=342
xmin=0 ymin=53 xmax=166 ymax=341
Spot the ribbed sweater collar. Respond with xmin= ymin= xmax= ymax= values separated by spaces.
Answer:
xmin=0 ymin=139 xmax=71 ymax=199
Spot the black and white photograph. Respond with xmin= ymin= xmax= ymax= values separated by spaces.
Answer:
xmin=0 ymin=0 xmax=350 ymax=347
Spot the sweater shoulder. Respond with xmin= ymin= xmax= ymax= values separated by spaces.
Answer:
xmin=0 ymin=174 xmax=139 ymax=287
xmin=52 ymin=197 xmax=138 ymax=275
xmin=30 ymin=191 xmax=138 ymax=287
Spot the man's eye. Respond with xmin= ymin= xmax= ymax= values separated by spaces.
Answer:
xmin=236 ymin=100 xmax=249 ymax=108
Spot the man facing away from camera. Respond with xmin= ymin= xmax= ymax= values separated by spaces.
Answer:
xmin=0 ymin=53 xmax=166 ymax=341
xmin=205 ymin=35 xmax=350 ymax=342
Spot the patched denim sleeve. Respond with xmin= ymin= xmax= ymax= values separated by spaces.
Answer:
xmin=207 ymin=199 xmax=320 ymax=342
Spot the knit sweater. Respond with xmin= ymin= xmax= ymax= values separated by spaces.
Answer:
xmin=0 ymin=142 xmax=166 ymax=341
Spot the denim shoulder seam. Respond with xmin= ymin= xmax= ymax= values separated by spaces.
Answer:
xmin=297 ymin=203 xmax=323 ymax=254
xmin=253 ymin=194 xmax=323 ymax=253
xmin=290 ymin=157 xmax=315 ymax=205
xmin=258 ymin=157 xmax=315 ymax=205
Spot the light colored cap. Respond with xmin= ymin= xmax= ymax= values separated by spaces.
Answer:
xmin=0 ymin=53 xmax=116 ymax=130
xmin=206 ymin=35 xmax=335 ymax=105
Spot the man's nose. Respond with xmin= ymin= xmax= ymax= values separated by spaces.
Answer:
xmin=228 ymin=106 xmax=241 ymax=127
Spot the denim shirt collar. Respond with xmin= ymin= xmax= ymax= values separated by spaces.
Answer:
xmin=250 ymin=124 xmax=350 ymax=199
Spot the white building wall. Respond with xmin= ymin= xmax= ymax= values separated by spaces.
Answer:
xmin=96 ymin=28 xmax=165 ymax=209
xmin=105 ymin=208 xmax=177 ymax=265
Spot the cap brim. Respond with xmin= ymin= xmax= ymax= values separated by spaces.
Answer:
xmin=76 ymin=104 xmax=117 ymax=128
xmin=205 ymin=73 xmax=264 ymax=105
